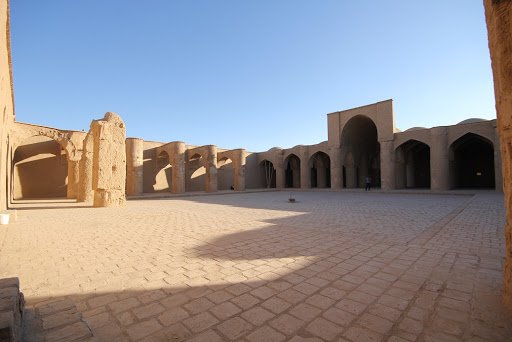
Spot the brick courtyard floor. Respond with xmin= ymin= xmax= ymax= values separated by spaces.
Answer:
xmin=1 ymin=191 xmax=511 ymax=341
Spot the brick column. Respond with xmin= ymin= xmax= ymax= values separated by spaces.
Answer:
xmin=126 ymin=138 xmax=144 ymax=196
xmin=430 ymin=127 xmax=449 ymax=191
xmin=205 ymin=145 xmax=218 ymax=192
xmin=380 ymin=140 xmax=395 ymax=190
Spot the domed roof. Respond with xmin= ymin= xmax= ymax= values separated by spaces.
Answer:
xmin=405 ymin=127 xmax=427 ymax=132
xmin=457 ymin=118 xmax=486 ymax=125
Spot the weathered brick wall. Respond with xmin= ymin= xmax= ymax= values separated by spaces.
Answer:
xmin=483 ymin=0 xmax=512 ymax=309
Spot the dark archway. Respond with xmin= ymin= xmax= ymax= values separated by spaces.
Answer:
xmin=154 ymin=150 xmax=172 ymax=192
xmin=259 ymin=160 xmax=276 ymax=188
xmin=12 ymin=136 xmax=68 ymax=199
xmin=395 ymin=140 xmax=431 ymax=189
xmin=449 ymin=133 xmax=495 ymax=189
xmin=284 ymin=154 xmax=301 ymax=188
xmin=341 ymin=115 xmax=380 ymax=188
xmin=309 ymin=152 xmax=331 ymax=188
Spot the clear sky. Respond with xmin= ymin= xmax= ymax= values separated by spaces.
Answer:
xmin=9 ymin=1 xmax=495 ymax=152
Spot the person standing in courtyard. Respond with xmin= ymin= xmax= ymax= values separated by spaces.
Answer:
xmin=365 ymin=175 xmax=372 ymax=191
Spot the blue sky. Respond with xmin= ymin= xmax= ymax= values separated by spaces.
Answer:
xmin=10 ymin=1 xmax=495 ymax=152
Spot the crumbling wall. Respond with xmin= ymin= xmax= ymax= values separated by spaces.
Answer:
xmin=91 ymin=112 xmax=126 ymax=207
xmin=483 ymin=0 xmax=512 ymax=309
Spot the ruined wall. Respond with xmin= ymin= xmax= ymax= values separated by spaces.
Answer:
xmin=0 ymin=0 xmax=14 ymax=209
xmin=91 ymin=112 xmax=126 ymax=207
xmin=484 ymin=0 xmax=512 ymax=309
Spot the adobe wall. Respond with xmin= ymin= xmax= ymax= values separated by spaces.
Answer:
xmin=483 ymin=0 xmax=512 ymax=310
xmin=0 ymin=0 xmax=15 ymax=210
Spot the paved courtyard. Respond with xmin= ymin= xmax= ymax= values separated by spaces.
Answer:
xmin=1 ymin=191 xmax=511 ymax=341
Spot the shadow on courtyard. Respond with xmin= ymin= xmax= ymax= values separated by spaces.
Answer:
xmin=15 ymin=192 xmax=512 ymax=341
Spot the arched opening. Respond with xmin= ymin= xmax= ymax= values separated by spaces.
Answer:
xmin=186 ymin=153 xmax=206 ymax=192
xmin=153 ymin=151 xmax=172 ymax=192
xmin=284 ymin=154 xmax=301 ymax=188
xmin=189 ymin=153 xmax=202 ymax=162
xmin=218 ymin=157 xmax=234 ymax=190
xmin=341 ymin=115 xmax=380 ymax=188
xmin=449 ymin=133 xmax=495 ymax=189
xmin=309 ymin=152 xmax=331 ymax=188
xmin=12 ymin=136 xmax=68 ymax=199
xmin=395 ymin=140 xmax=430 ymax=189
xmin=259 ymin=160 xmax=276 ymax=188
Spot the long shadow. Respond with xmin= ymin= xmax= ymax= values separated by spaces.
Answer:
xmin=12 ymin=199 xmax=73 ymax=204
xmin=10 ymin=198 xmax=88 ymax=211
xmin=13 ymin=205 xmax=93 ymax=211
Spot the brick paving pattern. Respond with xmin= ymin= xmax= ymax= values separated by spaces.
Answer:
xmin=0 ymin=191 xmax=511 ymax=341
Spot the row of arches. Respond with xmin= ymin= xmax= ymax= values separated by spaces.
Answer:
xmin=258 ymin=131 xmax=496 ymax=190
xmin=148 ymin=145 xmax=245 ymax=194
xmin=396 ymin=133 xmax=495 ymax=189
xmin=260 ymin=151 xmax=331 ymax=189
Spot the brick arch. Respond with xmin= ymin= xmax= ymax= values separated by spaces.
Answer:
xmin=448 ymin=130 xmax=495 ymax=149
xmin=308 ymin=151 xmax=331 ymax=188
xmin=340 ymin=114 xmax=384 ymax=145
xmin=11 ymin=123 xmax=85 ymax=161
xmin=394 ymin=136 xmax=431 ymax=151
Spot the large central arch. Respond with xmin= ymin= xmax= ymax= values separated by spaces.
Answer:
xmin=341 ymin=115 xmax=380 ymax=188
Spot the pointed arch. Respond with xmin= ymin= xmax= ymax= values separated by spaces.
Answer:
xmin=395 ymin=139 xmax=431 ymax=189
xmin=341 ymin=115 xmax=380 ymax=188
xmin=309 ymin=152 xmax=331 ymax=188
xmin=284 ymin=154 xmax=301 ymax=188
xmin=449 ymin=133 xmax=495 ymax=189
